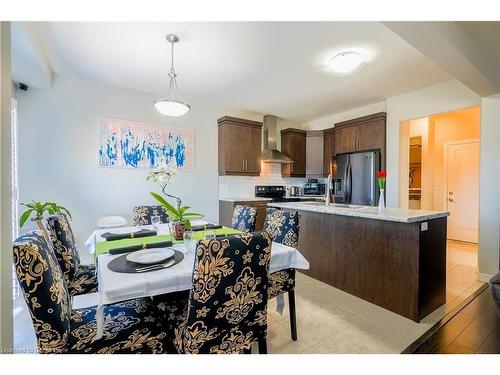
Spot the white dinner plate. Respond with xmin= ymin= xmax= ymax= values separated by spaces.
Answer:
xmin=126 ymin=248 xmax=175 ymax=265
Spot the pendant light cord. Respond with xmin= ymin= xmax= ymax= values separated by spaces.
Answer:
xmin=170 ymin=39 xmax=175 ymax=75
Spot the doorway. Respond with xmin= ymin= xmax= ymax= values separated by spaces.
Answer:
xmin=399 ymin=106 xmax=482 ymax=311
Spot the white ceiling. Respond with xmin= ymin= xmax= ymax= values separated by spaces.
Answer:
xmin=12 ymin=22 xmax=452 ymax=122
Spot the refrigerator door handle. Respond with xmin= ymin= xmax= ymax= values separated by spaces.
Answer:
xmin=343 ymin=160 xmax=349 ymax=202
xmin=346 ymin=162 xmax=352 ymax=203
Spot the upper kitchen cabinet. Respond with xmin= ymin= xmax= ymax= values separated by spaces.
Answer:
xmin=334 ymin=112 xmax=387 ymax=168
xmin=281 ymin=128 xmax=307 ymax=177
xmin=306 ymin=130 xmax=325 ymax=178
xmin=323 ymin=127 xmax=335 ymax=176
xmin=334 ymin=125 xmax=357 ymax=155
xmin=218 ymin=116 xmax=263 ymax=176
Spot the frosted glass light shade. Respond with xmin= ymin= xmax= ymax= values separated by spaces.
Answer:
xmin=154 ymin=100 xmax=191 ymax=117
xmin=328 ymin=52 xmax=363 ymax=73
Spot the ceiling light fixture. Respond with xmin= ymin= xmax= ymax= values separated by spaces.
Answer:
xmin=154 ymin=34 xmax=191 ymax=117
xmin=328 ymin=51 xmax=363 ymax=74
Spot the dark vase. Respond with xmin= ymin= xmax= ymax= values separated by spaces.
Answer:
xmin=172 ymin=221 xmax=185 ymax=241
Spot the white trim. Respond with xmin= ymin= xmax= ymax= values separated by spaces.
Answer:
xmin=477 ymin=272 xmax=493 ymax=283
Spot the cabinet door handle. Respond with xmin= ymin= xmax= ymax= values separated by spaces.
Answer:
xmin=242 ymin=160 xmax=245 ymax=171
xmin=245 ymin=159 xmax=248 ymax=170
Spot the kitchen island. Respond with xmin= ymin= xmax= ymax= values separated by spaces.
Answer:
xmin=268 ymin=201 xmax=449 ymax=322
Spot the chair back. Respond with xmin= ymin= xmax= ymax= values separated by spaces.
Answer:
xmin=231 ymin=205 xmax=258 ymax=232
xmin=13 ymin=230 xmax=71 ymax=353
xmin=175 ymin=232 xmax=272 ymax=354
xmin=263 ymin=208 xmax=299 ymax=248
xmin=133 ymin=205 xmax=170 ymax=226
xmin=45 ymin=213 xmax=80 ymax=282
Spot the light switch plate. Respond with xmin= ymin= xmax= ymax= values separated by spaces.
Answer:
xmin=421 ymin=222 xmax=428 ymax=231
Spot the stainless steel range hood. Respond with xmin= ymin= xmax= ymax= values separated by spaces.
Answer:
xmin=261 ymin=115 xmax=294 ymax=164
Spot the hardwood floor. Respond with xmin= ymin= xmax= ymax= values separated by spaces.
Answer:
xmin=406 ymin=285 xmax=500 ymax=354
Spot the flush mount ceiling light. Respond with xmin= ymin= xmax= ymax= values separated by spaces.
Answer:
xmin=328 ymin=51 xmax=363 ymax=74
xmin=154 ymin=34 xmax=191 ymax=117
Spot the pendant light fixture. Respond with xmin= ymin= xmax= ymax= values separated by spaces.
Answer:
xmin=154 ymin=34 xmax=191 ymax=117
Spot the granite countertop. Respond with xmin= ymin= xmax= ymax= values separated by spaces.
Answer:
xmin=267 ymin=201 xmax=449 ymax=223
xmin=219 ymin=197 xmax=273 ymax=202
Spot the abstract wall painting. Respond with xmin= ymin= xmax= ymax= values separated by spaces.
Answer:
xmin=98 ymin=118 xmax=194 ymax=170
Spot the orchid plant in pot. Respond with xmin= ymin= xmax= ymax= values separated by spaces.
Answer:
xmin=150 ymin=192 xmax=203 ymax=240
xmin=147 ymin=166 xmax=203 ymax=240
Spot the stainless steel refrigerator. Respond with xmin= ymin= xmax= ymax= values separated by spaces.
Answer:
xmin=332 ymin=151 xmax=381 ymax=206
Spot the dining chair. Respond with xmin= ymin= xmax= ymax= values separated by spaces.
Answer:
xmin=263 ymin=208 xmax=299 ymax=341
xmin=97 ymin=215 xmax=127 ymax=228
xmin=13 ymin=230 xmax=170 ymax=354
xmin=155 ymin=232 xmax=272 ymax=354
xmin=231 ymin=205 xmax=258 ymax=232
xmin=45 ymin=213 xmax=98 ymax=296
xmin=133 ymin=205 xmax=170 ymax=226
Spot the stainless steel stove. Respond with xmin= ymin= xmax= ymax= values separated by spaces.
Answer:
xmin=255 ymin=186 xmax=302 ymax=202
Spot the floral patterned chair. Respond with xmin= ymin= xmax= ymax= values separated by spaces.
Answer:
xmin=13 ymin=230 xmax=170 ymax=354
xmin=231 ymin=205 xmax=258 ymax=233
xmin=133 ymin=205 xmax=170 ymax=226
xmin=263 ymin=208 xmax=299 ymax=341
xmin=45 ymin=213 xmax=97 ymax=296
xmin=155 ymin=232 xmax=272 ymax=354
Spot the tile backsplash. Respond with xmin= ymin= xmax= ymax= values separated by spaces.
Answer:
xmin=219 ymin=163 xmax=325 ymax=198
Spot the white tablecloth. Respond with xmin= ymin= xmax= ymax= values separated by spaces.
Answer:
xmin=95 ymin=241 xmax=309 ymax=339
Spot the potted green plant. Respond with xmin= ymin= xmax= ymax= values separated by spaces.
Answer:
xmin=19 ymin=200 xmax=71 ymax=239
xmin=150 ymin=192 xmax=203 ymax=240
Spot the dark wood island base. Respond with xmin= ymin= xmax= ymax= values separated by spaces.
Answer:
xmin=287 ymin=209 xmax=447 ymax=322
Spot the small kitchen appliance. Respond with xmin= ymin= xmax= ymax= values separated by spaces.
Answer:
xmin=303 ymin=179 xmax=326 ymax=196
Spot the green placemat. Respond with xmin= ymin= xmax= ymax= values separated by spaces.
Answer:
xmin=95 ymin=227 xmax=241 ymax=258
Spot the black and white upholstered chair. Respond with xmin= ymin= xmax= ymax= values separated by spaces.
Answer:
xmin=13 ymin=231 xmax=170 ymax=354
xmin=45 ymin=213 xmax=97 ymax=296
xmin=155 ymin=232 xmax=272 ymax=354
xmin=231 ymin=205 xmax=258 ymax=233
xmin=133 ymin=205 xmax=170 ymax=226
xmin=263 ymin=208 xmax=299 ymax=341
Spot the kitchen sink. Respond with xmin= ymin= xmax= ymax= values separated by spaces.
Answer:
xmin=301 ymin=202 xmax=366 ymax=209
xmin=329 ymin=203 xmax=367 ymax=209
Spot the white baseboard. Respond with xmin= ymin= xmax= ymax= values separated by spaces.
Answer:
xmin=477 ymin=272 xmax=493 ymax=283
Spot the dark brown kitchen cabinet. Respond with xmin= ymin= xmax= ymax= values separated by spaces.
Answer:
xmin=306 ymin=131 xmax=325 ymax=177
xmin=323 ymin=127 xmax=335 ymax=176
xmin=281 ymin=128 xmax=307 ymax=177
xmin=218 ymin=116 xmax=262 ymax=176
xmin=334 ymin=125 xmax=357 ymax=155
xmin=334 ymin=112 xmax=387 ymax=168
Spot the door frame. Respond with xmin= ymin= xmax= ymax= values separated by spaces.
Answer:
xmin=442 ymin=138 xmax=480 ymax=238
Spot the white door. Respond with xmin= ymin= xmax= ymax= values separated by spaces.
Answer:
xmin=446 ymin=141 xmax=480 ymax=243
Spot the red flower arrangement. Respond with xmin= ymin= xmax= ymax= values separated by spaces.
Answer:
xmin=377 ymin=171 xmax=387 ymax=189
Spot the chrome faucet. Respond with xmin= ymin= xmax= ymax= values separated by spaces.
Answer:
xmin=325 ymin=174 xmax=332 ymax=206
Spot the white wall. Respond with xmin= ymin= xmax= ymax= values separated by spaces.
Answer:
xmin=478 ymin=97 xmax=500 ymax=279
xmin=0 ymin=21 xmax=13 ymax=352
xmin=302 ymin=101 xmax=386 ymax=130
xmin=17 ymin=75 xmax=224 ymax=260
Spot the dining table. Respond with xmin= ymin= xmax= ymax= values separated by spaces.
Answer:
xmin=85 ymin=220 xmax=309 ymax=340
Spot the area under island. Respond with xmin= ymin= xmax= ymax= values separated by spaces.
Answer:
xmin=267 ymin=201 xmax=449 ymax=322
